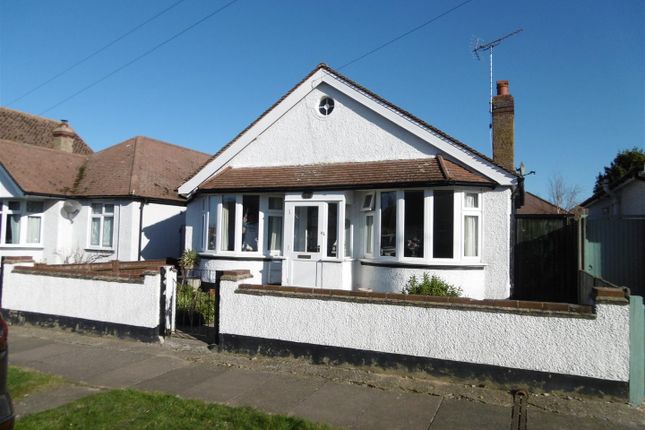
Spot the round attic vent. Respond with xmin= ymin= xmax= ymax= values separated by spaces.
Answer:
xmin=318 ymin=97 xmax=335 ymax=116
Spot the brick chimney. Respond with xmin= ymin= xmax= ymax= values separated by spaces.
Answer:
xmin=492 ymin=80 xmax=514 ymax=171
xmin=52 ymin=120 xmax=75 ymax=153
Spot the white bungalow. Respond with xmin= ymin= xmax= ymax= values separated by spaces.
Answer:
xmin=179 ymin=65 xmax=520 ymax=299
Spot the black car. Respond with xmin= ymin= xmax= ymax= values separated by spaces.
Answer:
xmin=0 ymin=314 xmax=13 ymax=430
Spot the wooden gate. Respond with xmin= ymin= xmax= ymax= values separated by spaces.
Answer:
xmin=514 ymin=215 xmax=578 ymax=303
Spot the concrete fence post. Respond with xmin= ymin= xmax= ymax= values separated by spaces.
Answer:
xmin=630 ymin=295 xmax=645 ymax=405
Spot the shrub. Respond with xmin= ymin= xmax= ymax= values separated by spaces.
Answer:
xmin=402 ymin=273 xmax=462 ymax=297
xmin=176 ymin=283 xmax=215 ymax=325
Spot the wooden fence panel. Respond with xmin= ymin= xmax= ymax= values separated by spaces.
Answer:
xmin=514 ymin=216 xmax=578 ymax=303
xmin=584 ymin=218 xmax=645 ymax=296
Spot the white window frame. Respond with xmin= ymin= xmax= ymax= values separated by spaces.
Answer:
xmin=461 ymin=191 xmax=482 ymax=260
xmin=264 ymin=195 xmax=284 ymax=256
xmin=0 ymin=200 xmax=45 ymax=248
xmin=363 ymin=212 xmax=374 ymax=257
xmin=87 ymin=202 xmax=115 ymax=250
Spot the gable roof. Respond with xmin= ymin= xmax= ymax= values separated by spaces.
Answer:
xmin=516 ymin=192 xmax=570 ymax=215
xmin=0 ymin=107 xmax=93 ymax=155
xmin=0 ymin=136 xmax=210 ymax=203
xmin=180 ymin=64 xmax=518 ymax=196
xmin=200 ymin=156 xmax=494 ymax=192
xmin=580 ymin=165 xmax=645 ymax=208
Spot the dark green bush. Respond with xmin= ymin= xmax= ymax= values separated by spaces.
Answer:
xmin=402 ymin=273 xmax=462 ymax=297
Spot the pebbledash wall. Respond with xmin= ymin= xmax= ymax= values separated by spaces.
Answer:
xmin=218 ymin=276 xmax=634 ymax=398
xmin=0 ymin=260 xmax=174 ymax=340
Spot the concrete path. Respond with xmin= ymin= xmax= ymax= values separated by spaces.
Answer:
xmin=8 ymin=327 xmax=642 ymax=429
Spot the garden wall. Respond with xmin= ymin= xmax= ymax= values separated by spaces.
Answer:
xmin=218 ymin=275 xmax=633 ymax=398
xmin=0 ymin=258 xmax=176 ymax=340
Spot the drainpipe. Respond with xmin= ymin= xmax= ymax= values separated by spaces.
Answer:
xmin=137 ymin=200 xmax=145 ymax=261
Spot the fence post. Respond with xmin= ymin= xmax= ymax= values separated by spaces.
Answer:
xmin=630 ymin=295 xmax=645 ymax=405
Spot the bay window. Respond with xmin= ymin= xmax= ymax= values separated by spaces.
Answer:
xmin=364 ymin=214 xmax=374 ymax=256
xmin=379 ymin=191 xmax=397 ymax=257
xmin=463 ymin=192 xmax=481 ymax=258
xmin=220 ymin=195 xmax=236 ymax=251
xmin=266 ymin=197 xmax=283 ymax=254
xmin=0 ymin=200 xmax=45 ymax=246
xmin=327 ymin=202 xmax=338 ymax=257
xmin=403 ymin=191 xmax=424 ymax=258
xmin=207 ymin=196 xmax=218 ymax=250
xmin=90 ymin=203 xmax=114 ymax=248
xmin=242 ymin=195 xmax=259 ymax=252
xmin=432 ymin=190 xmax=454 ymax=259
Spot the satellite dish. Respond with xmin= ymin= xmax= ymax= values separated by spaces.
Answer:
xmin=61 ymin=200 xmax=82 ymax=221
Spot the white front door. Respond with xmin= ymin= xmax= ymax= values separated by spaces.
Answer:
xmin=286 ymin=202 xmax=324 ymax=287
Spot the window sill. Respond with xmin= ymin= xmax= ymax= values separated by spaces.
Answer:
xmin=85 ymin=248 xmax=115 ymax=253
xmin=359 ymin=258 xmax=486 ymax=270
xmin=0 ymin=244 xmax=44 ymax=249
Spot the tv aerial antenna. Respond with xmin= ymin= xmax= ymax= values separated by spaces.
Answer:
xmin=472 ymin=28 xmax=523 ymax=144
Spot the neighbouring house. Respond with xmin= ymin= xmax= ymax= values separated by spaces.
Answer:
xmin=179 ymin=64 xmax=521 ymax=299
xmin=580 ymin=164 xmax=645 ymax=295
xmin=516 ymin=192 xmax=570 ymax=216
xmin=581 ymin=164 xmax=645 ymax=220
xmin=0 ymin=107 xmax=210 ymax=263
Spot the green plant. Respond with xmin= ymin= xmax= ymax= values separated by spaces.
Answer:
xmin=402 ymin=273 xmax=462 ymax=297
xmin=176 ymin=283 xmax=215 ymax=325
xmin=180 ymin=249 xmax=200 ymax=270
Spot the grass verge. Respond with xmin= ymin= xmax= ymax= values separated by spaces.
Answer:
xmin=8 ymin=366 xmax=65 ymax=398
xmin=17 ymin=389 xmax=334 ymax=430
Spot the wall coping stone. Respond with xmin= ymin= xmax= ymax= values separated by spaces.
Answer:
xmin=221 ymin=270 xmax=253 ymax=281
xmin=594 ymin=287 xmax=629 ymax=305
xmin=2 ymin=256 xmax=34 ymax=264
xmin=12 ymin=266 xmax=147 ymax=284
xmin=236 ymin=284 xmax=596 ymax=318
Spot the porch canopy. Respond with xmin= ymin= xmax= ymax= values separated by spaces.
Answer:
xmin=199 ymin=156 xmax=495 ymax=192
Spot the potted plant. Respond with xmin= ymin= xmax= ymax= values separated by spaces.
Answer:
xmin=179 ymin=249 xmax=200 ymax=286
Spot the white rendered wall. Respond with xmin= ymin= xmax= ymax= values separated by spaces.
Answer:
xmin=140 ymin=202 xmax=185 ymax=259
xmin=198 ymin=257 xmax=282 ymax=285
xmin=228 ymin=83 xmax=438 ymax=168
xmin=618 ymin=180 xmax=645 ymax=216
xmin=482 ymin=188 xmax=512 ymax=298
xmin=2 ymin=264 xmax=161 ymax=328
xmin=220 ymin=281 xmax=630 ymax=382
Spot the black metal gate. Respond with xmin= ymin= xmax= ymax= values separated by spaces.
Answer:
xmin=513 ymin=215 xmax=578 ymax=303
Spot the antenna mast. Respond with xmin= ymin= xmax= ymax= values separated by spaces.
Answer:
xmin=472 ymin=28 xmax=523 ymax=145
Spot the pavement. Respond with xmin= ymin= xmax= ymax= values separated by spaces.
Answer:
xmin=8 ymin=326 xmax=645 ymax=429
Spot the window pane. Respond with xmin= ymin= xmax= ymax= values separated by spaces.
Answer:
xmin=365 ymin=215 xmax=373 ymax=255
xmin=207 ymin=196 xmax=217 ymax=250
xmin=464 ymin=216 xmax=479 ymax=257
xmin=465 ymin=193 xmax=479 ymax=208
xmin=91 ymin=203 xmax=102 ymax=214
xmin=380 ymin=192 xmax=397 ymax=257
xmin=433 ymin=190 xmax=454 ymax=258
xmin=102 ymin=216 xmax=113 ymax=247
xmin=294 ymin=206 xmax=318 ymax=253
xmin=242 ymin=196 xmax=259 ymax=252
xmin=5 ymin=214 xmax=20 ymax=244
xmin=267 ymin=216 xmax=283 ymax=252
xmin=344 ymin=205 xmax=352 ymax=258
xmin=404 ymin=191 xmax=424 ymax=258
xmin=327 ymin=203 xmax=338 ymax=257
xmin=26 ymin=201 xmax=44 ymax=213
xmin=8 ymin=201 xmax=20 ymax=212
xmin=268 ymin=197 xmax=283 ymax=211
xmin=26 ymin=216 xmax=41 ymax=243
xmin=221 ymin=195 xmax=236 ymax=251
xmin=90 ymin=218 xmax=101 ymax=246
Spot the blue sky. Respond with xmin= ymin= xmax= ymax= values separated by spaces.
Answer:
xmin=1 ymin=0 xmax=643 ymax=200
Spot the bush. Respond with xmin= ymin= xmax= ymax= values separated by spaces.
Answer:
xmin=176 ymin=283 xmax=215 ymax=325
xmin=402 ymin=273 xmax=462 ymax=297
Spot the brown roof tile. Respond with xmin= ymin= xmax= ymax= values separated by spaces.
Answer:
xmin=0 ymin=107 xmax=92 ymax=154
xmin=516 ymin=192 xmax=570 ymax=215
xmin=200 ymin=157 xmax=494 ymax=192
xmin=0 ymin=136 xmax=210 ymax=203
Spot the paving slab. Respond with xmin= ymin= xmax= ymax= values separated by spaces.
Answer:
xmin=182 ymin=367 xmax=274 ymax=404
xmin=234 ymin=372 xmax=327 ymax=414
xmin=6 ymin=336 xmax=51 ymax=354
xmin=22 ymin=346 xmax=150 ymax=383
xmin=429 ymin=398 xmax=511 ymax=429
xmin=88 ymin=355 xmax=190 ymax=388
xmin=13 ymin=384 xmax=101 ymax=418
xmin=528 ymin=409 xmax=637 ymax=430
xmin=352 ymin=389 xmax=442 ymax=430
xmin=133 ymin=364 xmax=230 ymax=396
xmin=9 ymin=342 xmax=72 ymax=365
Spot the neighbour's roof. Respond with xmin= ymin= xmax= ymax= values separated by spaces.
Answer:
xmin=0 ymin=135 xmax=210 ymax=203
xmin=0 ymin=107 xmax=93 ymax=154
xmin=74 ymin=137 xmax=211 ymax=202
xmin=184 ymin=63 xmax=518 ymax=191
xmin=200 ymin=156 xmax=494 ymax=192
xmin=516 ymin=192 xmax=570 ymax=215
xmin=580 ymin=165 xmax=645 ymax=208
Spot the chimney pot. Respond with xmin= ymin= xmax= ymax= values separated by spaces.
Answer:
xmin=497 ymin=80 xmax=509 ymax=96
xmin=52 ymin=121 xmax=76 ymax=153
